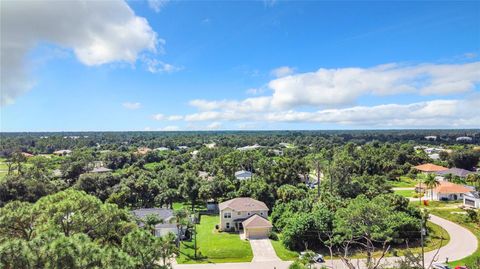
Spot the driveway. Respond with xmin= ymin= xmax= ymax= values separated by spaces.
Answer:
xmin=174 ymin=214 xmax=478 ymax=269
xmin=249 ymin=238 xmax=281 ymax=262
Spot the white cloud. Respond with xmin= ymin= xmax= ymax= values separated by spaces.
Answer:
xmin=167 ymin=115 xmax=184 ymax=121
xmin=122 ymin=102 xmax=142 ymax=110
xmin=148 ymin=0 xmax=169 ymax=13
xmin=270 ymin=66 xmax=295 ymax=78
xmin=268 ymin=62 xmax=480 ymax=108
xmin=144 ymin=58 xmax=182 ymax=73
xmin=263 ymin=0 xmax=277 ymax=7
xmin=159 ymin=125 xmax=180 ymax=131
xmin=175 ymin=97 xmax=480 ymax=128
xmin=1 ymin=0 xmax=160 ymax=105
xmin=152 ymin=114 xmax=165 ymax=120
xmin=206 ymin=122 xmax=222 ymax=130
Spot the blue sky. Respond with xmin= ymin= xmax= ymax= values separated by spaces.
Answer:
xmin=1 ymin=0 xmax=479 ymax=131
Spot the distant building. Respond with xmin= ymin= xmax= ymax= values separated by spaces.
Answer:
xmin=155 ymin=147 xmax=170 ymax=151
xmin=436 ymin=168 xmax=475 ymax=178
xmin=177 ymin=146 xmax=189 ymax=150
xmin=424 ymin=136 xmax=437 ymax=141
xmin=21 ymin=152 xmax=34 ymax=158
xmin=205 ymin=143 xmax=216 ymax=149
xmin=136 ymin=147 xmax=152 ymax=155
xmin=419 ymin=181 xmax=473 ymax=201
xmin=413 ymin=163 xmax=449 ymax=173
xmin=53 ymin=150 xmax=72 ymax=156
xmin=235 ymin=170 xmax=253 ymax=180
xmin=237 ymin=144 xmax=262 ymax=151
xmin=90 ymin=167 xmax=112 ymax=173
xmin=456 ymin=136 xmax=473 ymax=142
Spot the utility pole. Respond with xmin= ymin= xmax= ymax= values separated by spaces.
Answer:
xmin=420 ymin=215 xmax=426 ymax=269
xmin=194 ymin=211 xmax=197 ymax=259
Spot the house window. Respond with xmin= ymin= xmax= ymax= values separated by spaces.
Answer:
xmin=237 ymin=212 xmax=241 ymax=216
xmin=224 ymin=212 xmax=231 ymax=218
xmin=260 ymin=212 xmax=263 ymax=216
xmin=226 ymin=222 xmax=230 ymax=229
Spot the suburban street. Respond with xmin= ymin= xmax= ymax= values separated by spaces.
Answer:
xmin=174 ymin=214 xmax=478 ymax=269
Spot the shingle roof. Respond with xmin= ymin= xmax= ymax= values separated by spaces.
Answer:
xmin=413 ymin=163 xmax=449 ymax=172
xmin=131 ymin=208 xmax=174 ymax=222
xmin=242 ymin=214 xmax=272 ymax=229
xmin=219 ymin=198 xmax=268 ymax=212
xmin=436 ymin=168 xmax=475 ymax=178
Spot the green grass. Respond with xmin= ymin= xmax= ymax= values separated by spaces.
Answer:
xmin=394 ymin=189 xmax=415 ymax=198
xmin=271 ymin=237 xmax=299 ymax=261
xmin=388 ymin=176 xmax=417 ymax=187
xmin=172 ymin=202 xmax=207 ymax=211
xmin=176 ymin=215 xmax=253 ymax=264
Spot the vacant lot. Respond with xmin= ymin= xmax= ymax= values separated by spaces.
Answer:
xmin=176 ymin=215 xmax=253 ymax=264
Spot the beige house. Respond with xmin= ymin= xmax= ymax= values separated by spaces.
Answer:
xmin=219 ymin=197 xmax=272 ymax=239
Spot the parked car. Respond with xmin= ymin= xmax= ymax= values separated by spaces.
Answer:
xmin=299 ymin=252 xmax=325 ymax=263
xmin=432 ymin=263 xmax=452 ymax=269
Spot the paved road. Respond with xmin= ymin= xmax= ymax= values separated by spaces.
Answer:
xmin=174 ymin=214 xmax=477 ymax=269
xmin=250 ymin=239 xmax=281 ymax=262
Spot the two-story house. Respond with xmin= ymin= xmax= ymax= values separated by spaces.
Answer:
xmin=219 ymin=197 xmax=272 ymax=239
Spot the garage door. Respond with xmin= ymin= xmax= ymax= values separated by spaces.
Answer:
xmin=465 ymin=199 xmax=475 ymax=207
xmin=246 ymin=228 xmax=269 ymax=239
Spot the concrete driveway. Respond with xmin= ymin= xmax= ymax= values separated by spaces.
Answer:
xmin=249 ymin=238 xmax=281 ymax=262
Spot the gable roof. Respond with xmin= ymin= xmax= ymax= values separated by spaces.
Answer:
xmin=436 ymin=168 xmax=475 ymax=178
xmin=131 ymin=208 xmax=174 ymax=222
xmin=235 ymin=170 xmax=252 ymax=177
xmin=242 ymin=214 xmax=272 ymax=229
xmin=413 ymin=163 xmax=449 ymax=172
xmin=219 ymin=197 xmax=268 ymax=212
xmin=434 ymin=182 xmax=472 ymax=194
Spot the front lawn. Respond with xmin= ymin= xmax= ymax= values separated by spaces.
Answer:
xmin=271 ymin=237 xmax=299 ymax=261
xmin=394 ymin=189 xmax=415 ymax=198
xmin=388 ymin=176 xmax=417 ymax=187
xmin=176 ymin=215 xmax=253 ymax=264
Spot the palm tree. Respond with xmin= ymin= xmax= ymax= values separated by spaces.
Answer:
xmin=144 ymin=213 xmax=163 ymax=236
xmin=422 ymin=173 xmax=440 ymax=200
xmin=173 ymin=209 xmax=190 ymax=247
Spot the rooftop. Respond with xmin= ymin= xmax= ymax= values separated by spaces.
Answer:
xmin=413 ymin=163 xmax=449 ymax=172
xmin=242 ymin=214 xmax=272 ymax=229
xmin=436 ymin=168 xmax=475 ymax=178
xmin=219 ymin=197 xmax=269 ymax=212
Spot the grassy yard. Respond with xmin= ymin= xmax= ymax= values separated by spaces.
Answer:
xmin=172 ymin=201 xmax=207 ymax=211
xmin=176 ymin=215 xmax=253 ymax=264
xmin=394 ymin=189 xmax=415 ymax=198
xmin=271 ymin=235 xmax=299 ymax=261
xmin=388 ymin=176 xmax=417 ymax=188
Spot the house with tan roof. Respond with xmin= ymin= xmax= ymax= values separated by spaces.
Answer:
xmin=421 ymin=181 xmax=474 ymax=201
xmin=413 ymin=163 xmax=449 ymax=173
xmin=218 ymin=197 xmax=272 ymax=239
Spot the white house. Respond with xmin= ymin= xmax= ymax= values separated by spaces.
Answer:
xmin=131 ymin=208 xmax=180 ymax=238
xmin=235 ymin=170 xmax=253 ymax=180
xmin=423 ymin=181 xmax=473 ymax=201
xmin=219 ymin=197 xmax=271 ymax=239
xmin=456 ymin=136 xmax=473 ymax=142
xmin=463 ymin=192 xmax=480 ymax=208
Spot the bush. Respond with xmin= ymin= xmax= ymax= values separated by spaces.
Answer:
xmin=215 ymin=224 xmax=219 ymax=230
xmin=268 ymin=231 xmax=279 ymax=240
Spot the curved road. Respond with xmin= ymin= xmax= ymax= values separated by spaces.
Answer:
xmin=174 ymin=214 xmax=478 ymax=269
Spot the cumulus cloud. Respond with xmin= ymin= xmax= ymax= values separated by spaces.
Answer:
xmin=122 ymin=102 xmax=142 ymax=110
xmin=1 ymin=0 xmax=160 ymax=105
xmin=270 ymin=66 xmax=295 ymax=78
xmin=159 ymin=60 xmax=480 ymax=128
xmin=268 ymin=62 xmax=480 ymax=108
xmin=148 ymin=0 xmax=169 ymax=13
xmin=152 ymin=114 xmax=183 ymax=121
